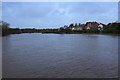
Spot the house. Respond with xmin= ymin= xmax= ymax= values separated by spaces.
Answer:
xmin=71 ymin=26 xmax=83 ymax=31
xmin=71 ymin=27 xmax=76 ymax=30
xmin=84 ymin=22 xmax=99 ymax=30
xmin=77 ymin=24 xmax=84 ymax=30
xmin=86 ymin=26 xmax=90 ymax=30
xmin=77 ymin=27 xmax=83 ymax=30
xmin=84 ymin=22 xmax=104 ymax=31
xmin=70 ymin=24 xmax=84 ymax=31
xmin=60 ymin=22 xmax=105 ymax=31
xmin=98 ymin=24 xmax=103 ymax=28
xmin=98 ymin=24 xmax=104 ymax=31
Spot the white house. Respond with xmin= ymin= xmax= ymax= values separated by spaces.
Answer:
xmin=72 ymin=27 xmax=75 ymax=30
xmin=86 ymin=26 xmax=90 ymax=30
xmin=98 ymin=24 xmax=103 ymax=28
xmin=98 ymin=24 xmax=103 ymax=30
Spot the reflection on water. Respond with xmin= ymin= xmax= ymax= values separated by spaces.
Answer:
xmin=3 ymin=33 xmax=118 ymax=78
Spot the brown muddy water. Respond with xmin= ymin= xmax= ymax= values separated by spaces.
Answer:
xmin=2 ymin=33 xmax=118 ymax=78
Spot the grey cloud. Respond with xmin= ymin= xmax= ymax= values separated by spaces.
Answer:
xmin=2 ymin=2 xmax=118 ymax=28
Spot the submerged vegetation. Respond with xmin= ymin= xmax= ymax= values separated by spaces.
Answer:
xmin=1 ymin=21 xmax=120 ymax=36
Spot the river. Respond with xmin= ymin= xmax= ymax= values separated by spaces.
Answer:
xmin=2 ymin=33 xmax=118 ymax=78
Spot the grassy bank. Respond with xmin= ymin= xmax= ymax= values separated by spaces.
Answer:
xmin=80 ymin=33 xmax=120 ymax=36
xmin=2 ymin=32 xmax=120 ymax=36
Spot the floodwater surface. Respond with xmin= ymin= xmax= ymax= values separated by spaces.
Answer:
xmin=2 ymin=33 xmax=118 ymax=78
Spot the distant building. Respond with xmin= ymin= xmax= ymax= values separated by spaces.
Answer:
xmin=70 ymin=24 xmax=84 ymax=31
xmin=71 ymin=27 xmax=75 ymax=30
xmin=86 ymin=26 xmax=90 ymax=30
xmin=71 ymin=26 xmax=83 ymax=30
xmin=98 ymin=24 xmax=103 ymax=28
xmin=60 ymin=22 xmax=105 ymax=31
xmin=83 ymin=22 xmax=104 ymax=31
xmin=84 ymin=22 xmax=99 ymax=30
xmin=98 ymin=24 xmax=104 ymax=31
xmin=77 ymin=27 xmax=83 ymax=30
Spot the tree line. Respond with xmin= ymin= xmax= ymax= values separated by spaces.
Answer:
xmin=1 ymin=21 xmax=120 ymax=36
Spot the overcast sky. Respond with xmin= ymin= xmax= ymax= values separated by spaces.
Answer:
xmin=2 ymin=2 xmax=118 ymax=29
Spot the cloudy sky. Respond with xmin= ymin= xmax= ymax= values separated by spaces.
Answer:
xmin=2 ymin=2 xmax=118 ymax=29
